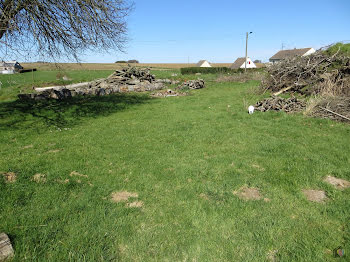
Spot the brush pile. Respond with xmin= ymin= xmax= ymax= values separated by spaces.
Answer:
xmin=310 ymin=97 xmax=350 ymax=122
xmin=261 ymin=49 xmax=350 ymax=97
xmin=255 ymin=96 xmax=306 ymax=113
xmin=259 ymin=43 xmax=350 ymax=122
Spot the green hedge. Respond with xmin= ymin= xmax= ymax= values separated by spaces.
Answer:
xmin=180 ymin=67 xmax=232 ymax=75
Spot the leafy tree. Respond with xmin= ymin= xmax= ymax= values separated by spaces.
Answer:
xmin=0 ymin=0 xmax=133 ymax=60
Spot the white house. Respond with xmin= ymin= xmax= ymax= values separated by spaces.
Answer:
xmin=0 ymin=61 xmax=23 ymax=74
xmin=269 ymin=48 xmax=316 ymax=63
xmin=230 ymin=57 xmax=256 ymax=69
xmin=196 ymin=60 xmax=212 ymax=68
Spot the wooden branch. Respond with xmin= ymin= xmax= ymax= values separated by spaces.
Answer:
xmin=273 ymin=85 xmax=294 ymax=96
xmin=319 ymin=106 xmax=350 ymax=121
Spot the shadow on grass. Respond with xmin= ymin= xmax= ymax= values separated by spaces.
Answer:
xmin=0 ymin=93 xmax=151 ymax=131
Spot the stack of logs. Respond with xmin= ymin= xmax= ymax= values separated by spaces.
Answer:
xmin=255 ymin=96 xmax=306 ymax=113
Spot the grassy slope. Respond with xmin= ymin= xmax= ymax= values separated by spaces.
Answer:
xmin=0 ymin=76 xmax=349 ymax=261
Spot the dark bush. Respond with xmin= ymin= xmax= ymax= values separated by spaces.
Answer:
xmin=115 ymin=61 xmax=127 ymax=63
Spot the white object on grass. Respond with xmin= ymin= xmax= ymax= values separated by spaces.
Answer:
xmin=248 ymin=105 xmax=255 ymax=114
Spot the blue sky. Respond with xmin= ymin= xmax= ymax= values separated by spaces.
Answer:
xmin=82 ymin=0 xmax=350 ymax=63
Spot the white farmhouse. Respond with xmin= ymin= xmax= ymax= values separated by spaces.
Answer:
xmin=269 ymin=48 xmax=315 ymax=64
xmin=230 ymin=57 xmax=256 ymax=69
xmin=0 ymin=61 xmax=23 ymax=74
xmin=196 ymin=60 xmax=212 ymax=68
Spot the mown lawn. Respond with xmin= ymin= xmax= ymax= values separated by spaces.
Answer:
xmin=0 ymin=74 xmax=349 ymax=261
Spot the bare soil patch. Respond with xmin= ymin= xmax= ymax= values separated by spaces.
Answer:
xmin=267 ymin=249 xmax=278 ymax=262
xmin=47 ymin=149 xmax=61 ymax=153
xmin=302 ymin=189 xmax=327 ymax=203
xmin=69 ymin=171 xmax=88 ymax=178
xmin=111 ymin=191 xmax=138 ymax=203
xmin=57 ymin=179 xmax=70 ymax=184
xmin=22 ymin=144 xmax=33 ymax=149
xmin=252 ymin=164 xmax=265 ymax=171
xmin=199 ymin=193 xmax=209 ymax=201
xmin=32 ymin=174 xmax=46 ymax=183
xmin=233 ymin=187 xmax=262 ymax=201
xmin=2 ymin=172 xmax=17 ymax=183
xmin=126 ymin=201 xmax=143 ymax=208
xmin=324 ymin=176 xmax=350 ymax=190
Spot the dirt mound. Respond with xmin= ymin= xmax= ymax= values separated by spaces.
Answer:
xmin=302 ymin=189 xmax=327 ymax=203
xmin=1 ymin=172 xmax=16 ymax=183
xmin=111 ymin=191 xmax=138 ymax=203
xmin=233 ymin=187 xmax=262 ymax=201
xmin=126 ymin=201 xmax=143 ymax=208
xmin=324 ymin=176 xmax=350 ymax=190
xmin=32 ymin=174 xmax=46 ymax=183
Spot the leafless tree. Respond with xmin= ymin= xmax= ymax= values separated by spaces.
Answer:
xmin=0 ymin=0 xmax=133 ymax=61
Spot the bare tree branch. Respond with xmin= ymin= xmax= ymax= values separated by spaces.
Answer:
xmin=0 ymin=0 xmax=133 ymax=61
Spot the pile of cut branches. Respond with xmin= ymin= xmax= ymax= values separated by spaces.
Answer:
xmin=258 ymin=44 xmax=350 ymax=122
xmin=261 ymin=49 xmax=350 ymax=97
xmin=255 ymin=96 xmax=306 ymax=113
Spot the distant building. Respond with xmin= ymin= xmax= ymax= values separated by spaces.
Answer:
xmin=196 ymin=60 xmax=212 ymax=68
xmin=0 ymin=61 xmax=23 ymax=74
xmin=269 ymin=48 xmax=315 ymax=63
xmin=230 ymin=57 xmax=256 ymax=69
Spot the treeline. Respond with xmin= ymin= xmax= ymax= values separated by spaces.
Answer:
xmin=115 ymin=60 xmax=139 ymax=63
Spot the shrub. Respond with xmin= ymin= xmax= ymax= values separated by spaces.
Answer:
xmin=115 ymin=61 xmax=127 ymax=63
xmin=324 ymin=43 xmax=350 ymax=56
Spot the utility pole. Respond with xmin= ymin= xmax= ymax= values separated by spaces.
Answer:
xmin=281 ymin=43 xmax=285 ymax=50
xmin=245 ymin=32 xmax=252 ymax=73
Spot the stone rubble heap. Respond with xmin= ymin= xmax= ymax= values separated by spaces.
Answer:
xmin=255 ymin=96 xmax=306 ymax=113
xmin=150 ymin=89 xmax=186 ymax=98
xmin=177 ymin=79 xmax=205 ymax=90
xmin=18 ymin=67 xmax=165 ymax=101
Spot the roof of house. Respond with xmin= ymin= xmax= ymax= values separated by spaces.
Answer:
xmin=0 ymin=61 xmax=22 ymax=68
xmin=269 ymin=48 xmax=313 ymax=60
xmin=230 ymin=57 xmax=247 ymax=69
xmin=196 ymin=60 xmax=210 ymax=67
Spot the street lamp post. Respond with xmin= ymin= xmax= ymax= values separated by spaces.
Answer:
xmin=245 ymin=32 xmax=253 ymax=73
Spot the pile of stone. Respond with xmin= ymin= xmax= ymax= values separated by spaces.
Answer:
xmin=107 ymin=67 xmax=156 ymax=84
xmin=177 ymin=79 xmax=205 ymax=90
xmin=18 ymin=67 xmax=165 ymax=101
xmin=156 ymin=79 xmax=180 ymax=85
xmin=255 ymin=96 xmax=306 ymax=113
xmin=150 ymin=89 xmax=186 ymax=98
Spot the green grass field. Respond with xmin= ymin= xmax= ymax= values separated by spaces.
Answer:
xmin=0 ymin=70 xmax=349 ymax=261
